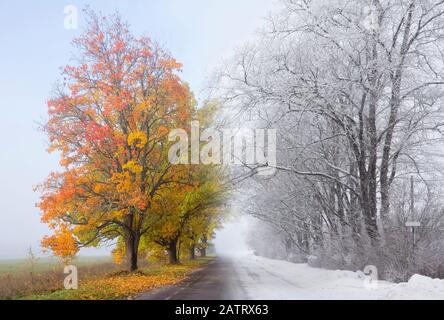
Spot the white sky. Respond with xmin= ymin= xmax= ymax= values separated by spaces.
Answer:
xmin=0 ymin=1 xmax=276 ymax=259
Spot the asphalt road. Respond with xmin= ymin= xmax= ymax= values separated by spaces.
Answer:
xmin=136 ymin=257 xmax=247 ymax=300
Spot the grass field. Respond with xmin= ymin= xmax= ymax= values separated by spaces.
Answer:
xmin=0 ymin=256 xmax=211 ymax=300
xmin=0 ymin=256 xmax=113 ymax=276
xmin=23 ymin=258 xmax=211 ymax=300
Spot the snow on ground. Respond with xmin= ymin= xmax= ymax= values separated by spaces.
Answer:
xmin=230 ymin=253 xmax=444 ymax=300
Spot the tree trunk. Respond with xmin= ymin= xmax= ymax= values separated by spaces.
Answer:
xmin=167 ymin=239 xmax=179 ymax=264
xmin=360 ymin=11 xmax=381 ymax=247
xmin=125 ymin=232 xmax=140 ymax=272
xmin=381 ymin=2 xmax=414 ymax=224
xmin=199 ymin=234 xmax=208 ymax=257
xmin=199 ymin=248 xmax=207 ymax=258
xmin=189 ymin=244 xmax=196 ymax=260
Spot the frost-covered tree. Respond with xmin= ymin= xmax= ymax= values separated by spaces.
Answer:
xmin=215 ymin=0 xmax=444 ymax=279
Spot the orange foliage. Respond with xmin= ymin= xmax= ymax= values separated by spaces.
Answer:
xmin=41 ymin=226 xmax=78 ymax=259
xmin=37 ymin=11 xmax=195 ymax=264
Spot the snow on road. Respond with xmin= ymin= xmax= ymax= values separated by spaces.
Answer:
xmin=230 ymin=254 xmax=444 ymax=300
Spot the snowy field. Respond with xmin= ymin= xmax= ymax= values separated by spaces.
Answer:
xmin=231 ymin=254 xmax=444 ymax=300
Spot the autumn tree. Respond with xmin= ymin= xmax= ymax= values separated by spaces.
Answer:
xmin=140 ymin=154 xmax=227 ymax=264
xmin=37 ymin=11 xmax=195 ymax=272
xmin=183 ymin=210 xmax=220 ymax=260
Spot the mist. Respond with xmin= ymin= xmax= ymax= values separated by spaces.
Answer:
xmin=214 ymin=216 xmax=252 ymax=256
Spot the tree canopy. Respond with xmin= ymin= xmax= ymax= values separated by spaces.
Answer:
xmin=37 ymin=11 xmax=226 ymax=271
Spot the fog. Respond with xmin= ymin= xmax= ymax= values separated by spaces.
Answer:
xmin=214 ymin=216 xmax=252 ymax=256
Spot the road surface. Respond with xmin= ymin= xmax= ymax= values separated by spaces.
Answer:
xmin=137 ymin=254 xmax=444 ymax=300
xmin=137 ymin=257 xmax=247 ymax=300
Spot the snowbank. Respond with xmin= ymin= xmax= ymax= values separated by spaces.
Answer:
xmin=383 ymin=274 xmax=444 ymax=300
xmin=232 ymin=254 xmax=444 ymax=300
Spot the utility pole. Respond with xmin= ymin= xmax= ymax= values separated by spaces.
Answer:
xmin=406 ymin=222 xmax=420 ymax=249
xmin=406 ymin=176 xmax=420 ymax=270
xmin=410 ymin=175 xmax=414 ymax=217
xmin=406 ymin=221 xmax=420 ymax=271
